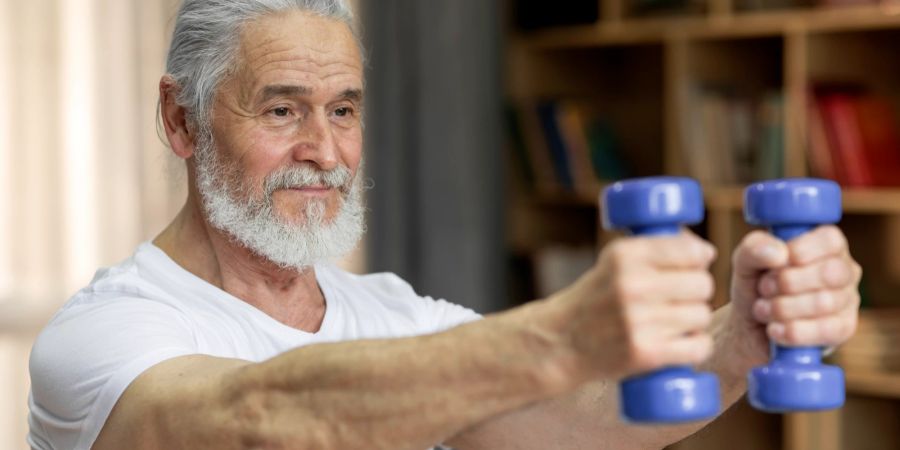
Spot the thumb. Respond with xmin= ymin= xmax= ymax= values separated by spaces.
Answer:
xmin=731 ymin=230 xmax=789 ymax=305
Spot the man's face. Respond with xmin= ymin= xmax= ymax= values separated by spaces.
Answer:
xmin=208 ymin=10 xmax=364 ymax=225
xmin=192 ymin=11 xmax=366 ymax=269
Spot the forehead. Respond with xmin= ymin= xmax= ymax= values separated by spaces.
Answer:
xmin=233 ymin=10 xmax=362 ymax=95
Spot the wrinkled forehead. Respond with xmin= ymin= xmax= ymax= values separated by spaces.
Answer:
xmin=230 ymin=10 xmax=364 ymax=98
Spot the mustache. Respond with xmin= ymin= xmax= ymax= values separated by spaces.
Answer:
xmin=263 ymin=164 xmax=353 ymax=197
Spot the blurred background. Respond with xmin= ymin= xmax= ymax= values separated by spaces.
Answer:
xmin=2 ymin=0 xmax=900 ymax=448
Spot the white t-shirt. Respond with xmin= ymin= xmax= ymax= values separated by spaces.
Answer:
xmin=27 ymin=242 xmax=480 ymax=450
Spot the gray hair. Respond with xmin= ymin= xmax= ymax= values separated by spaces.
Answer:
xmin=165 ymin=0 xmax=357 ymax=131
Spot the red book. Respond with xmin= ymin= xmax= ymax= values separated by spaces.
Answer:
xmin=807 ymin=99 xmax=838 ymax=181
xmin=818 ymin=94 xmax=873 ymax=187
xmin=855 ymin=98 xmax=900 ymax=187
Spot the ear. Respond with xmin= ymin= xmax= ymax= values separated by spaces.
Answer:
xmin=159 ymin=75 xmax=196 ymax=159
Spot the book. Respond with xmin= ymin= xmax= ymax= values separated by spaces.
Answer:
xmin=517 ymin=101 xmax=560 ymax=193
xmin=556 ymin=101 xmax=603 ymax=197
xmin=817 ymin=93 xmax=873 ymax=187
xmin=506 ymin=99 xmax=630 ymax=195
xmin=536 ymin=101 xmax=575 ymax=191
xmin=806 ymin=97 xmax=838 ymax=180
xmin=855 ymin=97 xmax=900 ymax=187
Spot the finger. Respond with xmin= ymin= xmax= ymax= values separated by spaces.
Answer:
xmin=767 ymin=310 xmax=858 ymax=347
xmin=732 ymin=230 xmax=790 ymax=280
xmin=629 ymin=303 xmax=714 ymax=338
xmin=614 ymin=232 xmax=715 ymax=270
xmin=657 ymin=334 xmax=714 ymax=367
xmin=787 ymin=225 xmax=848 ymax=265
xmin=758 ymin=256 xmax=853 ymax=297
xmin=752 ymin=287 xmax=858 ymax=323
xmin=642 ymin=270 xmax=715 ymax=304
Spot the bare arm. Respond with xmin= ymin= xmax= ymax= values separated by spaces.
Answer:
xmin=447 ymin=226 xmax=861 ymax=450
xmin=93 ymin=233 xmax=717 ymax=450
xmin=94 ymin=298 xmax=577 ymax=450
xmin=446 ymin=305 xmax=749 ymax=450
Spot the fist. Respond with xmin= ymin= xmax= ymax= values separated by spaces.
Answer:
xmin=561 ymin=231 xmax=717 ymax=380
xmin=729 ymin=225 xmax=862 ymax=369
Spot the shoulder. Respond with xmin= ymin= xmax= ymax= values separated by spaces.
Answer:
xmin=29 ymin=245 xmax=199 ymax=449
xmin=317 ymin=264 xmax=482 ymax=333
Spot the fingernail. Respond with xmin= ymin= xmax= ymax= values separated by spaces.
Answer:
xmin=754 ymin=299 xmax=772 ymax=321
xmin=768 ymin=323 xmax=785 ymax=339
xmin=756 ymin=244 xmax=780 ymax=261
xmin=760 ymin=277 xmax=778 ymax=297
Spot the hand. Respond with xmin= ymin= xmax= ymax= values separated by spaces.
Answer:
xmin=555 ymin=231 xmax=717 ymax=381
xmin=727 ymin=225 xmax=862 ymax=374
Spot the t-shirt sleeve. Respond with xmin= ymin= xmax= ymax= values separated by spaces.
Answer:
xmin=361 ymin=271 xmax=483 ymax=333
xmin=28 ymin=296 xmax=197 ymax=450
xmin=418 ymin=295 xmax=483 ymax=332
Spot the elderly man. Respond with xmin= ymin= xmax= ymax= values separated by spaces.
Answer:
xmin=27 ymin=1 xmax=861 ymax=449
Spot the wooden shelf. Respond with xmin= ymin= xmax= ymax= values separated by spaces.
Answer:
xmin=706 ymin=186 xmax=900 ymax=213
xmin=519 ymin=5 xmax=900 ymax=49
xmin=532 ymin=185 xmax=900 ymax=214
xmin=507 ymin=3 xmax=900 ymax=449
xmin=846 ymin=370 xmax=900 ymax=399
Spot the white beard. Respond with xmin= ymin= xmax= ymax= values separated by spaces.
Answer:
xmin=193 ymin=130 xmax=366 ymax=271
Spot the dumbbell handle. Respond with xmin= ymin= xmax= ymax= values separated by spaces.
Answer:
xmin=619 ymin=224 xmax=709 ymax=421
xmin=768 ymin=224 xmax=825 ymax=366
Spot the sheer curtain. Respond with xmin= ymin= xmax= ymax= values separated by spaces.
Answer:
xmin=0 ymin=0 xmax=364 ymax=447
xmin=0 ymin=0 xmax=184 ymax=446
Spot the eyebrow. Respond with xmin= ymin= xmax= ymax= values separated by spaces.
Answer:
xmin=338 ymin=88 xmax=363 ymax=103
xmin=255 ymin=84 xmax=311 ymax=104
xmin=254 ymin=85 xmax=363 ymax=105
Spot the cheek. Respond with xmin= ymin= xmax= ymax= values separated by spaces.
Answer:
xmin=336 ymin=128 xmax=363 ymax=170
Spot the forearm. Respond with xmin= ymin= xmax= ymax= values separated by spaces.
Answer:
xmin=448 ymin=305 xmax=750 ymax=450
xmin=187 ymin=298 xmax=579 ymax=450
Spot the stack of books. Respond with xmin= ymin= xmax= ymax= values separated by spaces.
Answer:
xmin=506 ymin=100 xmax=630 ymax=198
xmin=681 ymin=86 xmax=784 ymax=185
xmin=808 ymin=87 xmax=900 ymax=187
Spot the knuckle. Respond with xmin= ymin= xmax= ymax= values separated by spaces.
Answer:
xmin=853 ymin=260 xmax=863 ymax=282
xmin=822 ymin=257 xmax=851 ymax=288
xmin=825 ymin=226 xmax=848 ymax=251
xmin=699 ymin=272 xmax=715 ymax=300
xmin=776 ymin=270 xmax=797 ymax=295
xmin=613 ymin=276 xmax=643 ymax=303
xmin=814 ymin=291 xmax=835 ymax=315
xmin=734 ymin=231 xmax=768 ymax=264
xmin=770 ymin=298 xmax=789 ymax=321
xmin=819 ymin=317 xmax=841 ymax=343
xmin=848 ymin=289 xmax=862 ymax=309
xmin=697 ymin=306 xmax=714 ymax=328
xmin=606 ymin=241 xmax=636 ymax=272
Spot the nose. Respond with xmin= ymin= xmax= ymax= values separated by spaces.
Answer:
xmin=291 ymin=108 xmax=339 ymax=171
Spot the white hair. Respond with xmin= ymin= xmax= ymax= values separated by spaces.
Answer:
xmin=165 ymin=0 xmax=358 ymax=131
xmin=193 ymin=129 xmax=366 ymax=270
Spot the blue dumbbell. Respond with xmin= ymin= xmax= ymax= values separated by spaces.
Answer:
xmin=602 ymin=176 xmax=721 ymax=423
xmin=744 ymin=178 xmax=845 ymax=412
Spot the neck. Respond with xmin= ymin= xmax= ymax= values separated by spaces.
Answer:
xmin=154 ymin=187 xmax=327 ymax=332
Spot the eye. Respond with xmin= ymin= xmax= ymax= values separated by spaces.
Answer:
xmin=334 ymin=106 xmax=353 ymax=117
xmin=271 ymin=107 xmax=291 ymax=117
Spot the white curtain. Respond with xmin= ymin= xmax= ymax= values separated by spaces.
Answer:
xmin=0 ymin=1 xmax=364 ymax=446
xmin=0 ymin=0 xmax=183 ymax=446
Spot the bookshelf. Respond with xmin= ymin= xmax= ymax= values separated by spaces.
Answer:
xmin=504 ymin=1 xmax=900 ymax=449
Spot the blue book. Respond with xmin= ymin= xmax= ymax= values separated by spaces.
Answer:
xmin=536 ymin=101 xmax=574 ymax=190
